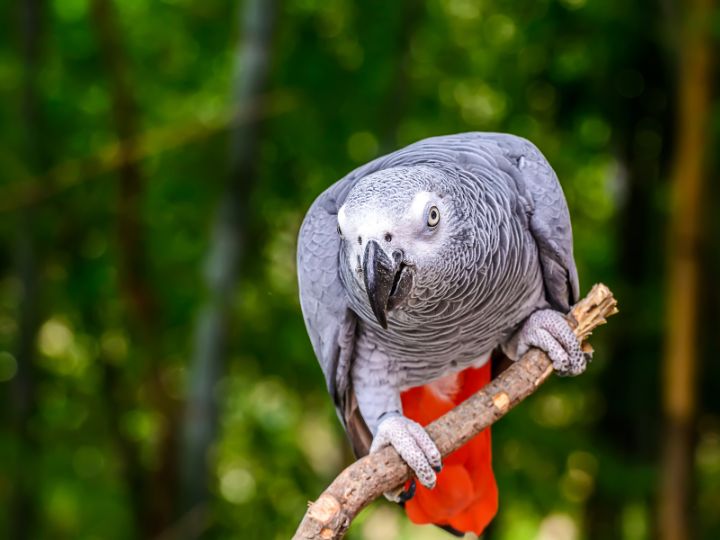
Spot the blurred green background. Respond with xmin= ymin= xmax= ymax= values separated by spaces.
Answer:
xmin=0 ymin=0 xmax=718 ymax=539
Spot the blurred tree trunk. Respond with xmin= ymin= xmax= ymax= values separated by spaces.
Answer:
xmin=179 ymin=0 xmax=276 ymax=527
xmin=9 ymin=0 xmax=46 ymax=538
xmin=90 ymin=0 xmax=178 ymax=535
xmin=659 ymin=0 xmax=714 ymax=538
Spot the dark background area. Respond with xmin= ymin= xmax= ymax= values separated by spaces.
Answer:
xmin=0 ymin=0 xmax=718 ymax=538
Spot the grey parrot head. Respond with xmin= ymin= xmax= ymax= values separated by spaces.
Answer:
xmin=337 ymin=165 xmax=473 ymax=329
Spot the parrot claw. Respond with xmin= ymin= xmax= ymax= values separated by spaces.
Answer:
xmin=398 ymin=480 xmax=416 ymax=503
xmin=514 ymin=308 xmax=591 ymax=376
xmin=370 ymin=413 xmax=442 ymax=490
xmin=382 ymin=479 xmax=416 ymax=504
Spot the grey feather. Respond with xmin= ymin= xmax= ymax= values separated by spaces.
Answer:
xmin=296 ymin=183 xmax=354 ymax=403
xmin=484 ymin=134 xmax=580 ymax=310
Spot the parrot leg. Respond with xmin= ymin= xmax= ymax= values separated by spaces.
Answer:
xmin=370 ymin=412 xmax=442 ymax=491
xmin=507 ymin=308 xmax=590 ymax=376
xmin=351 ymin=348 xmax=441 ymax=496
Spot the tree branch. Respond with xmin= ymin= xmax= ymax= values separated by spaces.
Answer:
xmin=293 ymin=283 xmax=618 ymax=540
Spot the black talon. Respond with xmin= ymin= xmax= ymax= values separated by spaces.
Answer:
xmin=432 ymin=464 xmax=442 ymax=473
xmin=398 ymin=480 xmax=416 ymax=503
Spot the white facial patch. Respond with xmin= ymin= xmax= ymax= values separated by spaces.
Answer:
xmin=338 ymin=203 xmax=392 ymax=241
xmin=408 ymin=191 xmax=437 ymax=231
xmin=337 ymin=204 xmax=347 ymax=231
xmin=408 ymin=191 xmax=434 ymax=224
xmin=410 ymin=191 xmax=434 ymax=218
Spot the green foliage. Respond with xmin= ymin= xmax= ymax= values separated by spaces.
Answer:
xmin=0 ymin=0 xmax=719 ymax=539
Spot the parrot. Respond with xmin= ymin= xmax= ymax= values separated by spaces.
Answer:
xmin=296 ymin=132 xmax=588 ymax=536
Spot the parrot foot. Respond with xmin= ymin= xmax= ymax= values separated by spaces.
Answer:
xmin=370 ymin=413 xmax=442 ymax=490
xmin=515 ymin=309 xmax=591 ymax=376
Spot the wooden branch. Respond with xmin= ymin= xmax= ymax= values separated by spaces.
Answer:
xmin=293 ymin=284 xmax=618 ymax=540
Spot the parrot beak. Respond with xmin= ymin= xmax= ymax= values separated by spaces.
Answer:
xmin=363 ymin=240 xmax=400 ymax=329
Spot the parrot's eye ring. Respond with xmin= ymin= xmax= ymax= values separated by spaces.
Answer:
xmin=427 ymin=206 xmax=440 ymax=227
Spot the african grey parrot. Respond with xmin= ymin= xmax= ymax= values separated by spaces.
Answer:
xmin=296 ymin=133 xmax=587 ymax=535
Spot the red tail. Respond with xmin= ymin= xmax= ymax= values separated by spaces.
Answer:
xmin=400 ymin=363 xmax=498 ymax=536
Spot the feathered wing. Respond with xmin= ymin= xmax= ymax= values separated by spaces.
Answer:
xmin=297 ymin=183 xmax=351 ymax=400
xmin=489 ymin=134 xmax=580 ymax=311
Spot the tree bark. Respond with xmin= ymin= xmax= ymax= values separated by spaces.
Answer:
xmin=659 ymin=0 xmax=714 ymax=538
xmin=179 ymin=0 xmax=276 ymax=522
xmin=293 ymin=284 xmax=618 ymax=540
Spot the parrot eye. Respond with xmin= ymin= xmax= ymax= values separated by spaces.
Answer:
xmin=427 ymin=206 xmax=440 ymax=227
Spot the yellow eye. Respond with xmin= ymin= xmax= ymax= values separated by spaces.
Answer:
xmin=427 ymin=206 xmax=440 ymax=227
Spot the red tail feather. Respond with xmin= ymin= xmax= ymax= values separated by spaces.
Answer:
xmin=400 ymin=363 xmax=498 ymax=536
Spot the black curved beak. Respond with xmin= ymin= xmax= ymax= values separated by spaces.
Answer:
xmin=362 ymin=240 xmax=396 ymax=329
